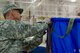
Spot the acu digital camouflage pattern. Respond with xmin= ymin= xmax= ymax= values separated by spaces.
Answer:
xmin=0 ymin=20 xmax=48 ymax=53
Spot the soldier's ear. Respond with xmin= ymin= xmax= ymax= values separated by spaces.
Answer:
xmin=20 ymin=16 xmax=22 ymax=18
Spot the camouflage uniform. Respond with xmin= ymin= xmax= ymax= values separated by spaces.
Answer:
xmin=1 ymin=4 xmax=48 ymax=53
xmin=0 ymin=20 xmax=48 ymax=53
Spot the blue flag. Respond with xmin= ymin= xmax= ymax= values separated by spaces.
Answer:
xmin=51 ymin=18 xmax=80 ymax=53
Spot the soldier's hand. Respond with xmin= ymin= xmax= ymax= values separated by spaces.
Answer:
xmin=44 ymin=17 xmax=51 ymax=24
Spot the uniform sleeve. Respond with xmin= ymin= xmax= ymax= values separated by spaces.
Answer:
xmin=22 ymin=31 xmax=45 ymax=52
xmin=0 ymin=20 xmax=48 ymax=39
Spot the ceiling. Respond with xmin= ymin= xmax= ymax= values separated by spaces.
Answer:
xmin=0 ymin=0 xmax=80 ymax=9
xmin=0 ymin=0 xmax=80 ymax=17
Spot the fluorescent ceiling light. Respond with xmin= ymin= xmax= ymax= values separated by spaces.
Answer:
xmin=70 ymin=0 xmax=76 ymax=2
xmin=31 ymin=0 xmax=37 ymax=3
xmin=6 ymin=0 xmax=36 ymax=3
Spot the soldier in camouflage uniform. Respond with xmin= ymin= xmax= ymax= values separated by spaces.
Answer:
xmin=0 ymin=4 xmax=48 ymax=53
